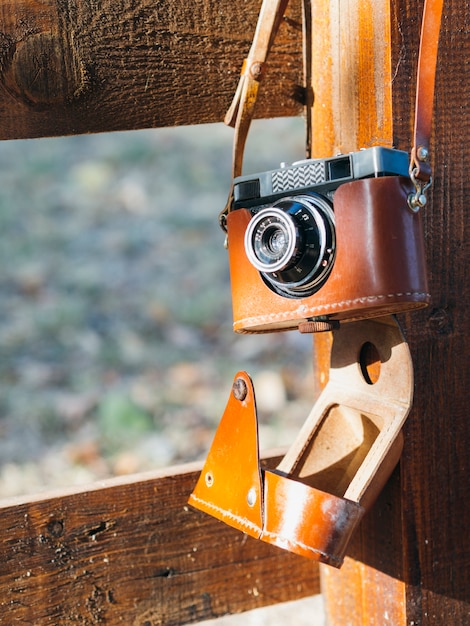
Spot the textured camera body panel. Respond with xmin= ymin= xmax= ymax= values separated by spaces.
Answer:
xmin=227 ymin=176 xmax=430 ymax=333
xmin=233 ymin=146 xmax=410 ymax=209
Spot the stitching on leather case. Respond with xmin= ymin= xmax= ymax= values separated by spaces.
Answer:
xmin=188 ymin=494 xmax=262 ymax=535
xmin=237 ymin=291 xmax=431 ymax=327
xmin=260 ymin=528 xmax=342 ymax=565
xmin=190 ymin=494 xmax=344 ymax=565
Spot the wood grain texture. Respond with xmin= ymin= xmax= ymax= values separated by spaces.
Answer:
xmin=307 ymin=5 xmax=406 ymax=621
xmin=0 ymin=459 xmax=319 ymax=624
xmin=315 ymin=0 xmax=470 ymax=624
xmin=0 ymin=0 xmax=303 ymax=139
xmin=321 ymin=557 xmax=406 ymax=625
xmin=309 ymin=0 xmax=393 ymax=159
xmin=393 ymin=0 xmax=470 ymax=622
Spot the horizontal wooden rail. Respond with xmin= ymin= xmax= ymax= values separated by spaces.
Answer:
xmin=0 ymin=456 xmax=319 ymax=624
xmin=0 ymin=0 xmax=303 ymax=139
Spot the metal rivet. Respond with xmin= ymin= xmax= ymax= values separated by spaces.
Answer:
xmin=417 ymin=146 xmax=429 ymax=162
xmin=232 ymin=378 xmax=248 ymax=401
xmin=205 ymin=472 xmax=214 ymax=487
xmin=408 ymin=192 xmax=427 ymax=212
xmin=250 ymin=62 xmax=263 ymax=79
xmin=247 ymin=488 xmax=257 ymax=507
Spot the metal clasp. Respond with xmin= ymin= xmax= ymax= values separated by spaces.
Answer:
xmin=408 ymin=147 xmax=433 ymax=212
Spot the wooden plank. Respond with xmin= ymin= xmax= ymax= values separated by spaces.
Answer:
xmin=321 ymin=470 xmax=407 ymax=624
xmin=393 ymin=1 xmax=470 ymax=622
xmin=308 ymin=4 xmax=407 ymax=621
xmin=322 ymin=561 xmax=406 ymax=626
xmin=0 ymin=0 xmax=303 ymax=139
xmin=311 ymin=0 xmax=470 ymax=623
xmin=309 ymin=0 xmax=393 ymax=158
xmin=0 ymin=457 xmax=320 ymax=624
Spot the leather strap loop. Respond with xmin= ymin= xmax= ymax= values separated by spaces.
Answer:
xmin=226 ymin=67 xmax=261 ymax=180
xmin=219 ymin=0 xmax=291 ymax=227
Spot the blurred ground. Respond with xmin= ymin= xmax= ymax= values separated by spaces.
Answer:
xmin=0 ymin=117 xmax=325 ymax=624
xmin=0 ymin=118 xmax=321 ymax=496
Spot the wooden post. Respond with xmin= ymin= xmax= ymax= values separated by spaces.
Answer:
xmin=309 ymin=1 xmax=470 ymax=623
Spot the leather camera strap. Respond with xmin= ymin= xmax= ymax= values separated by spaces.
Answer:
xmin=221 ymin=0 xmax=443 ymax=227
xmin=220 ymin=0 xmax=293 ymax=229
xmin=411 ymin=0 xmax=444 ymax=184
xmin=224 ymin=0 xmax=290 ymax=180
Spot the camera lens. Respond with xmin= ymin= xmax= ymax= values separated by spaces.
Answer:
xmin=244 ymin=194 xmax=335 ymax=298
xmin=247 ymin=209 xmax=299 ymax=272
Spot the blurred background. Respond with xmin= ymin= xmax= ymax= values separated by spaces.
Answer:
xmin=0 ymin=117 xmax=319 ymax=498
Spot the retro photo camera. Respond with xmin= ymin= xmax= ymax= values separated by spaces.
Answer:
xmin=226 ymin=147 xmax=430 ymax=333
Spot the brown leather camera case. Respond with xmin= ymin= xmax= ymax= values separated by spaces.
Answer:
xmin=227 ymin=175 xmax=430 ymax=333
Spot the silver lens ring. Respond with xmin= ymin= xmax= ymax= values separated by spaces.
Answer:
xmin=278 ymin=194 xmax=334 ymax=294
xmin=244 ymin=207 xmax=299 ymax=273
xmin=244 ymin=193 xmax=336 ymax=298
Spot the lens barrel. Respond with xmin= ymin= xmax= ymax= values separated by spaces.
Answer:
xmin=244 ymin=194 xmax=335 ymax=298
xmin=246 ymin=208 xmax=300 ymax=272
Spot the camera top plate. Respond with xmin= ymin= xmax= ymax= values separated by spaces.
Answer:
xmin=233 ymin=146 xmax=410 ymax=209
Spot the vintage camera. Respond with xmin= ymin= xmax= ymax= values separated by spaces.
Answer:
xmin=226 ymin=147 xmax=430 ymax=333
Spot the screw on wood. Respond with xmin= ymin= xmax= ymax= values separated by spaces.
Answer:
xmin=47 ymin=519 xmax=65 ymax=538
xmin=249 ymin=62 xmax=263 ymax=79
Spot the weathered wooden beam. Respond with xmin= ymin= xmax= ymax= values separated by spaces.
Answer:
xmin=0 ymin=457 xmax=319 ymax=624
xmin=0 ymin=0 xmax=303 ymax=139
xmin=392 ymin=2 xmax=470 ymax=622
xmin=310 ymin=0 xmax=470 ymax=623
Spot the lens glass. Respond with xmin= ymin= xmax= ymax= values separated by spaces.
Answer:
xmin=256 ymin=221 xmax=289 ymax=264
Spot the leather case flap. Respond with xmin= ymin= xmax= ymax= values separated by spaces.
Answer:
xmin=188 ymin=371 xmax=263 ymax=538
